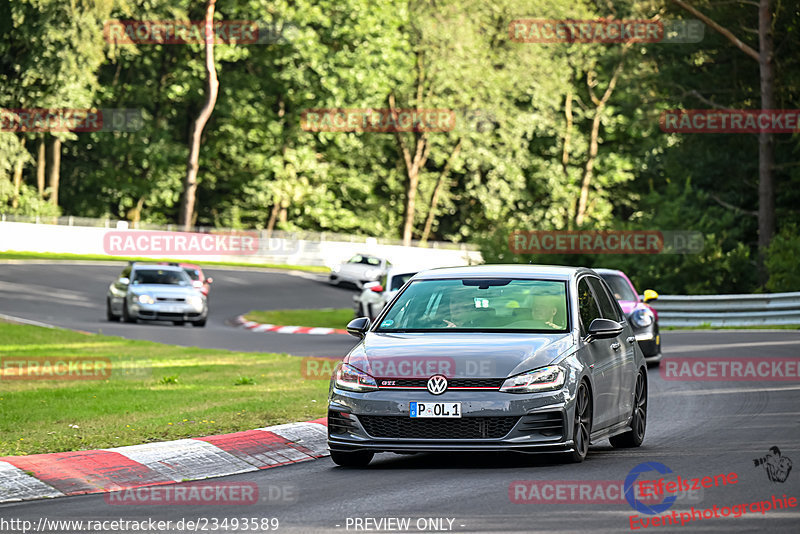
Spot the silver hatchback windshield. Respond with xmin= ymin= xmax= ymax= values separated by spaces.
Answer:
xmin=376 ymin=278 xmax=569 ymax=332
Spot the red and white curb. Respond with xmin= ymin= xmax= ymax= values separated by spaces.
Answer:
xmin=233 ymin=315 xmax=348 ymax=335
xmin=0 ymin=419 xmax=328 ymax=503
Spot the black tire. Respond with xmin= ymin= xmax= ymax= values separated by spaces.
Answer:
xmin=173 ymin=321 xmax=185 ymax=326
xmin=192 ymin=318 xmax=207 ymax=327
xmin=610 ymin=370 xmax=647 ymax=448
xmin=106 ymin=298 xmax=119 ymax=321
xmin=329 ymin=450 xmax=374 ymax=467
xmin=122 ymin=301 xmax=135 ymax=323
xmin=565 ymin=380 xmax=592 ymax=463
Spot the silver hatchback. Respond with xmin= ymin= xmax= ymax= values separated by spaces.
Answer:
xmin=328 ymin=265 xmax=648 ymax=466
xmin=106 ymin=263 xmax=208 ymax=327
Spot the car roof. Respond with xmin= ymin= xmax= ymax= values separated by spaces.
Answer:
xmin=132 ymin=264 xmax=184 ymax=273
xmin=412 ymin=264 xmax=594 ymax=280
xmin=592 ymin=268 xmax=623 ymax=275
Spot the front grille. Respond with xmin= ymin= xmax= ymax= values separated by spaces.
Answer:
xmin=518 ymin=412 xmax=564 ymax=438
xmin=377 ymin=378 xmax=504 ymax=389
xmin=358 ymin=415 xmax=519 ymax=439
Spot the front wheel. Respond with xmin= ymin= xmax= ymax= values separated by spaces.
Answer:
xmin=192 ymin=318 xmax=207 ymax=327
xmin=329 ymin=450 xmax=374 ymax=467
xmin=122 ymin=301 xmax=136 ymax=323
xmin=610 ymin=371 xmax=647 ymax=448
xmin=106 ymin=298 xmax=119 ymax=321
xmin=565 ymin=381 xmax=592 ymax=463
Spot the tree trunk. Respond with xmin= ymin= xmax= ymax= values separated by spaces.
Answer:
xmin=574 ymin=55 xmax=626 ymax=227
xmin=669 ymin=0 xmax=773 ymax=285
xmin=36 ymin=136 xmax=46 ymax=199
xmin=575 ymin=112 xmax=602 ymax=227
xmin=266 ymin=200 xmax=280 ymax=235
xmin=48 ymin=137 xmax=61 ymax=207
xmin=11 ymin=138 xmax=25 ymax=209
xmin=757 ymin=0 xmax=775 ymax=285
xmin=420 ymin=138 xmax=462 ymax=244
xmin=562 ymin=89 xmax=573 ymax=229
xmin=179 ymin=0 xmax=219 ymax=231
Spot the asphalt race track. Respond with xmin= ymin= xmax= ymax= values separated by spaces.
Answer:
xmin=1 ymin=263 xmax=799 ymax=533
xmin=0 ymin=262 xmax=359 ymax=357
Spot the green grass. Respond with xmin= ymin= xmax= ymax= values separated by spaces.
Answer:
xmin=0 ymin=322 xmax=329 ymax=456
xmin=244 ymin=308 xmax=353 ymax=329
xmin=0 ymin=250 xmax=329 ymax=273
xmin=664 ymin=324 xmax=800 ymax=330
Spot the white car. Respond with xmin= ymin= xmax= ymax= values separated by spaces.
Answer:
xmin=329 ymin=254 xmax=390 ymax=289
xmin=352 ymin=269 xmax=418 ymax=319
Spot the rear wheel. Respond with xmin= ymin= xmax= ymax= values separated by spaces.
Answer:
xmin=106 ymin=298 xmax=119 ymax=321
xmin=610 ymin=371 xmax=647 ymax=448
xmin=330 ymin=450 xmax=374 ymax=467
xmin=565 ymin=381 xmax=592 ymax=463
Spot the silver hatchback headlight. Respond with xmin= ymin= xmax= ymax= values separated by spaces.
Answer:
xmin=631 ymin=308 xmax=654 ymax=328
xmin=500 ymin=366 xmax=566 ymax=394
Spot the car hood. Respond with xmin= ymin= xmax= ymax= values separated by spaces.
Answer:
xmin=129 ymin=284 xmax=199 ymax=297
xmin=345 ymin=332 xmax=575 ymax=379
xmin=618 ymin=300 xmax=638 ymax=314
xmin=618 ymin=300 xmax=658 ymax=319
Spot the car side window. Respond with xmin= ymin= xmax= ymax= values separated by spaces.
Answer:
xmin=589 ymin=277 xmax=622 ymax=322
xmin=577 ymin=278 xmax=601 ymax=335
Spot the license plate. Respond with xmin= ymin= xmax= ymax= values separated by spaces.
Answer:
xmin=409 ymin=402 xmax=461 ymax=418
xmin=160 ymin=305 xmax=183 ymax=313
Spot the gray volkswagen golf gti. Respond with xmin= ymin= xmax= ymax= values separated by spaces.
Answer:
xmin=327 ymin=265 xmax=648 ymax=466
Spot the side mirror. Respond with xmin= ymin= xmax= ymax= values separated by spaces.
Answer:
xmin=206 ymin=277 xmax=213 ymax=284
xmin=363 ymin=281 xmax=381 ymax=290
xmin=643 ymin=289 xmax=659 ymax=303
xmin=586 ymin=318 xmax=623 ymax=341
xmin=119 ymin=277 xmax=130 ymax=285
xmin=370 ymin=284 xmax=384 ymax=293
xmin=346 ymin=317 xmax=371 ymax=338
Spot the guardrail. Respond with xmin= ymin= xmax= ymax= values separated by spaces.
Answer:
xmin=649 ymin=292 xmax=800 ymax=327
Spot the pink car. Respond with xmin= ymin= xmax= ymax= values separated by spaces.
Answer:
xmin=594 ymin=268 xmax=661 ymax=364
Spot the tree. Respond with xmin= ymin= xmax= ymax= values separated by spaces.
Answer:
xmin=179 ymin=0 xmax=219 ymax=230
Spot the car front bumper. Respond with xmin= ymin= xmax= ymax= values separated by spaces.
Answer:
xmin=130 ymin=302 xmax=207 ymax=322
xmin=327 ymin=386 xmax=578 ymax=454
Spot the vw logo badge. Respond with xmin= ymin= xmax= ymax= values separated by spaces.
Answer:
xmin=427 ymin=374 xmax=448 ymax=395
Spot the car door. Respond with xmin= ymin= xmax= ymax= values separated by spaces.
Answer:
xmin=576 ymin=276 xmax=617 ymax=430
xmin=588 ymin=276 xmax=635 ymax=426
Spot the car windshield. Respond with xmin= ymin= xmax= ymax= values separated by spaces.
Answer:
xmin=390 ymin=272 xmax=417 ymax=291
xmin=132 ymin=269 xmax=189 ymax=286
xmin=376 ymin=278 xmax=569 ymax=332
xmin=348 ymin=255 xmax=381 ymax=266
xmin=599 ymin=273 xmax=638 ymax=302
xmin=183 ymin=268 xmax=201 ymax=281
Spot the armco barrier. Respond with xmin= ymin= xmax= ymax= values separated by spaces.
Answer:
xmin=649 ymin=292 xmax=800 ymax=327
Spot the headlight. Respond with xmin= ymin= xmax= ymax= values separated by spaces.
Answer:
xmin=335 ymin=363 xmax=378 ymax=392
xmin=364 ymin=268 xmax=381 ymax=279
xmin=631 ymin=308 xmax=654 ymax=328
xmin=500 ymin=366 xmax=565 ymax=393
xmin=188 ymin=295 xmax=204 ymax=308
xmin=331 ymin=265 xmax=341 ymax=273
xmin=136 ymin=294 xmax=155 ymax=305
